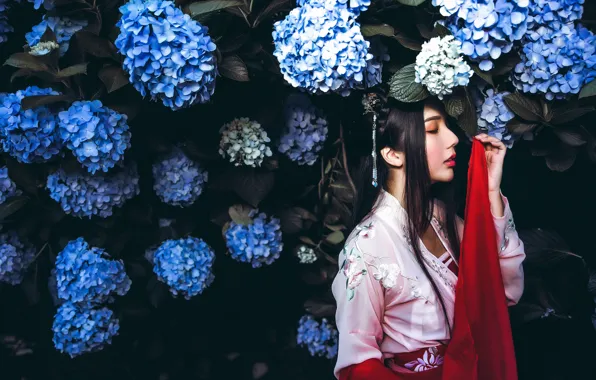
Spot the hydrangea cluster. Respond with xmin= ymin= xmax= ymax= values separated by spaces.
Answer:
xmin=477 ymin=89 xmax=516 ymax=147
xmin=0 ymin=231 xmax=36 ymax=285
xmin=272 ymin=1 xmax=373 ymax=96
xmin=150 ymin=237 xmax=215 ymax=299
xmin=52 ymin=302 xmax=120 ymax=358
xmin=0 ymin=0 xmax=13 ymax=45
xmin=0 ymin=86 xmax=63 ymax=163
xmin=0 ymin=166 xmax=21 ymax=204
xmin=58 ymin=100 xmax=131 ymax=174
xmin=279 ymin=94 xmax=328 ymax=166
xmin=219 ymin=118 xmax=272 ymax=167
xmin=153 ymin=148 xmax=208 ymax=207
xmin=415 ymin=36 xmax=474 ymax=99
xmin=28 ymin=0 xmax=54 ymax=10
xmin=25 ymin=16 xmax=88 ymax=57
xmin=527 ymin=0 xmax=584 ymax=33
xmin=297 ymin=314 xmax=338 ymax=359
xmin=115 ymin=0 xmax=218 ymax=111
xmin=512 ymin=24 xmax=596 ymax=100
xmin=225 ymin=210 xmax=283 ymax=268
xmin=364 ymin=39 xmax=390 ymax=88
xmin=296 ymin=0 xmax=370 ymax=14
xmin=54 ymin=238 xmax=131 ymax=305
xmin=296 ymin=245 xmax=317 ymax=264
xmin=46 ymin=164 xmax=140 ymax=218
xmin=438 ymin=0 xmax=530 ymax=71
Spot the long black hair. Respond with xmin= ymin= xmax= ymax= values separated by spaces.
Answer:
xmin=353 ymin=92 xmax=461 ymax=335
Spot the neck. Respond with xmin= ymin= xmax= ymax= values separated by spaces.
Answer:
xmin=385 ymin=170 xmax=406 ymax=208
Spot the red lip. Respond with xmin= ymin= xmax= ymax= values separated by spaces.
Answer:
xmin=445 ymin=153 xmax=456 ymax=167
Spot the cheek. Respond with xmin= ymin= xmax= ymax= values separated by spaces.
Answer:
xmin=425 ymin=139 xmax=444 ymax=173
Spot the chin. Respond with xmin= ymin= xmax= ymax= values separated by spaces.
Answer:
xmin=431 ymin=171 xmax=455 ymax=183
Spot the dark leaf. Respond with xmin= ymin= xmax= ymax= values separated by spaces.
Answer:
xmin=553 ymin=126 xmax=587 ymax=147
xmin=254 ymin=0 xmax=293 ymax=27
xmin=39 ymin=26 xmax=58 ymax=44
xmin=361 ymin=24 xmax=394 ymax=37
xmin=394 ymin=33 xmax=422 ymax=51
xmin=579 ymin=79 xmax=596 ymax=99
xmin=148 ymin=277 xmax=167 ymax=308
xmin=388 ymin=64 xmax=429 ymax=103
xmin=219 ymin=55 xmax=250 ymax=82
xmin=510 ymin=303 xmax=551 ymax=324
xmin=302 ymin=268 xmax=328 ymax=285
xmin=109 ymin=103 xmax=141 ymax=120
xmin=471 ymin=64 xmax=494 ymax=86
xmin=507 ymin=120 xmax=538 ymax=135
xmin=444 ymin=96 xmax=464 ymax=117
xmin=503 ymin=93 xmax=543 ymax=122
xmin=21 ymin=276 xmax=40 ymax=306
xmin=325 ymin=230 xmax=344 ymax=245
xmin=0 ymin=196 xmax=29 ymax=221
xmin=187 ymin=0 xmax=243 ymax=17
xmin=550 ymin=106 xmax=595 ymax=125
xmin=545 ymin=145 xmax=577 ymax=172
xmin=457 ymin=89 xmax=478 ymax=135
xmin=304 ymin=299 xmax=336 ymax=318
xmin=518 ymin=228 xmax=570 ymax=257
xmin=5 ymin=159 xmax=39 ymax=194
xmin=279 ymin=207 xmax=317 ymax=234
xmin=56 ymin=63 xmax=88 ymax=78
xmin=298 ymin=236 xmax=316 ymax=246
xmin=74 ymin=31 xmax=119 ymax=59
xmin=432 ymin=23 xmax=451 ymax=37
xmin=218 ymin=34 xmax=250 ymax=53
xmin=4 ymin=53 xmax=50 ymax=71
xmin=20 ymin=94 xmax=71 ymax=111
xmin=98 ymin=65 xmax=129 ymax=93
xmin=229 ymin=204 xmax=254 ymax=225
xmin=10 ymin=69 xmax=32 ymax=82
xmin=490 ymin=54 xmax=520 ymax=76
xmin=234 ymin=169 xmax=274 ymax=207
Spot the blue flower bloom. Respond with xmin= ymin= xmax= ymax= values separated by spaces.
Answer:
xmin=115 ymin=0 xmax=218 ymax=111
xmin=153 ymin=148 xmax=208 ymax=207
xmin=0 ymin=166 xmax=21 ymax=204
xmin=477 ymin=89 xmax=516 ymax=147
xmin=225 ymin=210 xmax=283 ymax=268
xmin=512 ymin=24 xmax=596 ymax=100
xmin=364 ymin=39 xmax=390 ymax=88
xmin=527 ymin=0 xmax=584 ymax=33
xmin=27 ymin=0 xmax=54 ymax=10
xmin=279 ymin=94 xmax=328 ymax=166
xmin=272 ymin=2 xmax=373 ymax=96
xmin=432 ymin=0 xmax=467 ymax=16
xmin=25 ymin=16 xmax=87 ymax=57
xmin=0 ymin=0 xmax=13 ymax=45
xmin=52 ymin=302 xmax=120 ymax=357
xmin=46 ymin=164 xmax=140 ymax=219
xmin=55 ymin=237 xmax=131 ymax=305
xmin=297 ymin=314 xmax=338 ymax=359
xmin=151 ymin=237 xmax=215 ymax=299
xmin=58 ymin=100 xmax=131 ymax=174
xmin=296 ymin=0 xmax=371 ymax=14
xmin=0 ymin=231 xmax=36 ymax=285
xmin=0 ymin=86 xmax=63 ymax=163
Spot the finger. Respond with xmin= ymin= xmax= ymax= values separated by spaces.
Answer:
xmin=475 ymin=133 xmax=488 ymax=140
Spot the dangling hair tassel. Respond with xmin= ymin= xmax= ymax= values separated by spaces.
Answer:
xmin=371 ymin=113 xmax=378 ymax=188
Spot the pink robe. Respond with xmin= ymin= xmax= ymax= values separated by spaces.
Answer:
xmin=331 ymin=190 xmax=525 ymax=379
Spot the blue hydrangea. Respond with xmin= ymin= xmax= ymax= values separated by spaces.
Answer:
xmin=279 ymin=94 xmax=328 ymax=166
xmin=364 ymin=39 xmax=390 ymax=88
xmin=0 ymin=231 xmax=36 ymax=285
xmin=150 ymin=237 xmax=215 ymax=299
xmin=115 ymin=0 xmax=218 ymax=111
xmin=296 ymin=0 xmax=371 ymax=14
xmin=52 ymin=302 xmax=120 ymax=358
xmin=0 ymin=86 xmax=63 ymax=163
xmin=440 ymin=0 xmax=530 ymax=71
xmin=58 ymin=100 xmax=131 ymax=174
xmin=432 ymin=0 xmax=467 ymax=16
xmin=152 ymin=148 xmax=208 ymax=207
xmin=527 ymin=0 xmax=584 ymax=33
xmin=512 ymin=24 xmax=596 ymax=100
xmin=27 ymin=0 xmax=54 ymax=10
xmin=55 ymin=237 xmax=131 ymax=305
xmin=0 ymin=166 xmax=21 ymax=204
xmin=25 ymin=16 xmax=87 ymax=57
xmin=225 ymin=210 xmax=283 ymax=268
xmin=477 ymin=89 xmax=516 ymax=147
xmin=0 ymin=0 xmax=13 ymax=45
xmin=272 ymin=2 xmax=373 ymax=96
xmin=296 ymin=314 xmax=338 ymax=359
xmin=46 ymin=164 xmax=140 ymax=219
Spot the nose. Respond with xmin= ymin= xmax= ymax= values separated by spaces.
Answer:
xmin=446 ymin=125 xmax=459 ymax=148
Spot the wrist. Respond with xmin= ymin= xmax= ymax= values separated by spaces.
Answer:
xmin=488 ymin=190 xmax=505 ymax=218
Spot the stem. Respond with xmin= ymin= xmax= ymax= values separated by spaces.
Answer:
xmin=339 ymin=120 xmax=357 ymax=198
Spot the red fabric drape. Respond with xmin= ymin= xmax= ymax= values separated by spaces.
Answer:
xmin=339 ymin=359 xmax=399 ymax=380
xmin=442 ymin=139 xmax=517 ymax=380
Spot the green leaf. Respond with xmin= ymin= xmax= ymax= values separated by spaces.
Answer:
xmin=98 ymin=65 xmax=129 ymax=93
xmin=0 ymin=196 xmax=29 ymax=220
xmin=394 ymin=33 xmax=422 ymax=51
xmin=74 ymin=31 xmax=118 ymax=59
xmin=219 ymin=54 xmax=250 ymax=82
xmin=550 ymin=106 xmax=595 ymax=125
xmin=253 ymin=0 xmax=293 ymax=27
xmin=56 ymin=63 xmax=88 ymax=78
xmin=545 ymin=145 xmax=576 ymax=172
xmin=396 ymin=0 xmax=426 ymax=5
xmin=553 ymin=126 xmax=587 ymax=147
xmin=325 ymin=230 xmax=345 ymax=245
xmin=432 ymin=23 xmax=451 ymax=38
xmin=388 ymin=64 xmax=429 ymax=103
xmin=457 ymin=89 xmax=478 ymax=135
xmin=299 ymin=236 xmax=316 ymax=245
xmin=444 ymin=96 xmax=464 ymax=117
xmin=210 ymin=167 xmax=275 ymax=207
xmin=347 ymin=288 xmax=355 ymax=300
xmin=361 ymin=24 xmax=395 ymax=37
xmin=4 ymin=52 xmax=50 ymax=71
xmin=20 ymin=94 xmax=71 ymax=111
xmin=507 ymin=120 xmax=538 ymax=135
xmin=579 ymin=79 xmax=596 ymax=99
xmin=228 ymin=204 xmax=254 ymax=225
xmin=471 ymin=64 xmax=494 ymax=86
xmin=503 ymin=93 xmax=543 ymax=122
xmin=188 ymin=0 xmax=243 ymax=17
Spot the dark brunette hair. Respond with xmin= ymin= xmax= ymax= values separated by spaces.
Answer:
xmin=353 ymin=92 xmax=461 ymax=336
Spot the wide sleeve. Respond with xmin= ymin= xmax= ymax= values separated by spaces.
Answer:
xmin=331 ymin=234 xmax=401 ymax=380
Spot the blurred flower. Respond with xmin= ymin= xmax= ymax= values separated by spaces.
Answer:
xmin=477 ymin=89 xmax=516 ymax=147
xmin=225 ymin=210 xmax=283 ymax=268
xmin=153 ymin=148 xmax=208 ymax=207
xmin=0 ymin=86 xmax=63 ymax=163
xmin=27 ymin=0 xmax=54 ymax=10
xmin=279 ymin=94 xmax=328 ymax=166
xmin=272 ymin=2 xmax=372 ymax=96
xmin=296 ymin=245 xmax=317 ymax=264
xmin=0 ymin=231 xmax=36 ymax=285
xmin=25 ymin=16 xmax=87 ymax=57
xmin=55 ymin=237 xmax=131 ymax=305
xmin=115 ymin=0 xmax=218 ymax=110
xmin=150 ymin=237 xmax=215 ymax=299
xmin=297 ymin=314 xmax=338 ymax=359
xmin=52 ymin=302 xmax=119 ymax=357
xmin=46 ymin=164 xmax=140 ymax=219
xmin=415 ymin=35 xmax=473 ymax=99
xmin=58 ymin=100 xmax=131 ymax=174
xmin=29 ymin=41 xmax=59 ymax=56
xmin=219 ymin=118 xmax=272 ymax=167
xmin=0 ymin=0 xmax=13 ymax=45
xmin=0 ymin=166 xmax=21 ymax=204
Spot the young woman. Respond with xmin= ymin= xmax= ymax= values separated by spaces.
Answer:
xmin=332 ymin=94 xmax=525 ymax=379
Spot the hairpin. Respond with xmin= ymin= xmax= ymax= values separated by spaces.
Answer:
xmin=362 ymin=94 xmax=380 ymax=188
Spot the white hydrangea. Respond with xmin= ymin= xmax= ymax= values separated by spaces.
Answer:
xmin=219 ymin=117 xmax=273 ymax=167
xmin=414 ymin=35 xmax=473 ymax=99
xmin=29 ymin=41 xmax=60 ymax=56
xmin=296 ymin=245 xmax=317 ymax=264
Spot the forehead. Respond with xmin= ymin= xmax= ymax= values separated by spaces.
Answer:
xmin=423 ymin=103 xmax=443 ymax=120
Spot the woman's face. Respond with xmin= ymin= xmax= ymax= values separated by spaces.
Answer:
xmin=423 ymin=103 xmax=459 ymax=183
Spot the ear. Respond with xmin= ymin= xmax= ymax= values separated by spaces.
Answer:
xmin=380 ymin=147 xmax=403 ymax=168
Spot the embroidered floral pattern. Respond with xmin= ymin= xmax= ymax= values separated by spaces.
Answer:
xmin=404 ymin=347 xmax=444 ymax=372
xmin=341 ymin=247 xmax=366 ymax=301
xmin=373 ymin=263 xmax=400 ymax=289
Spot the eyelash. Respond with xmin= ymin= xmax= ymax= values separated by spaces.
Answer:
xmin=427 ymin=129 xmax=439 ymax=134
